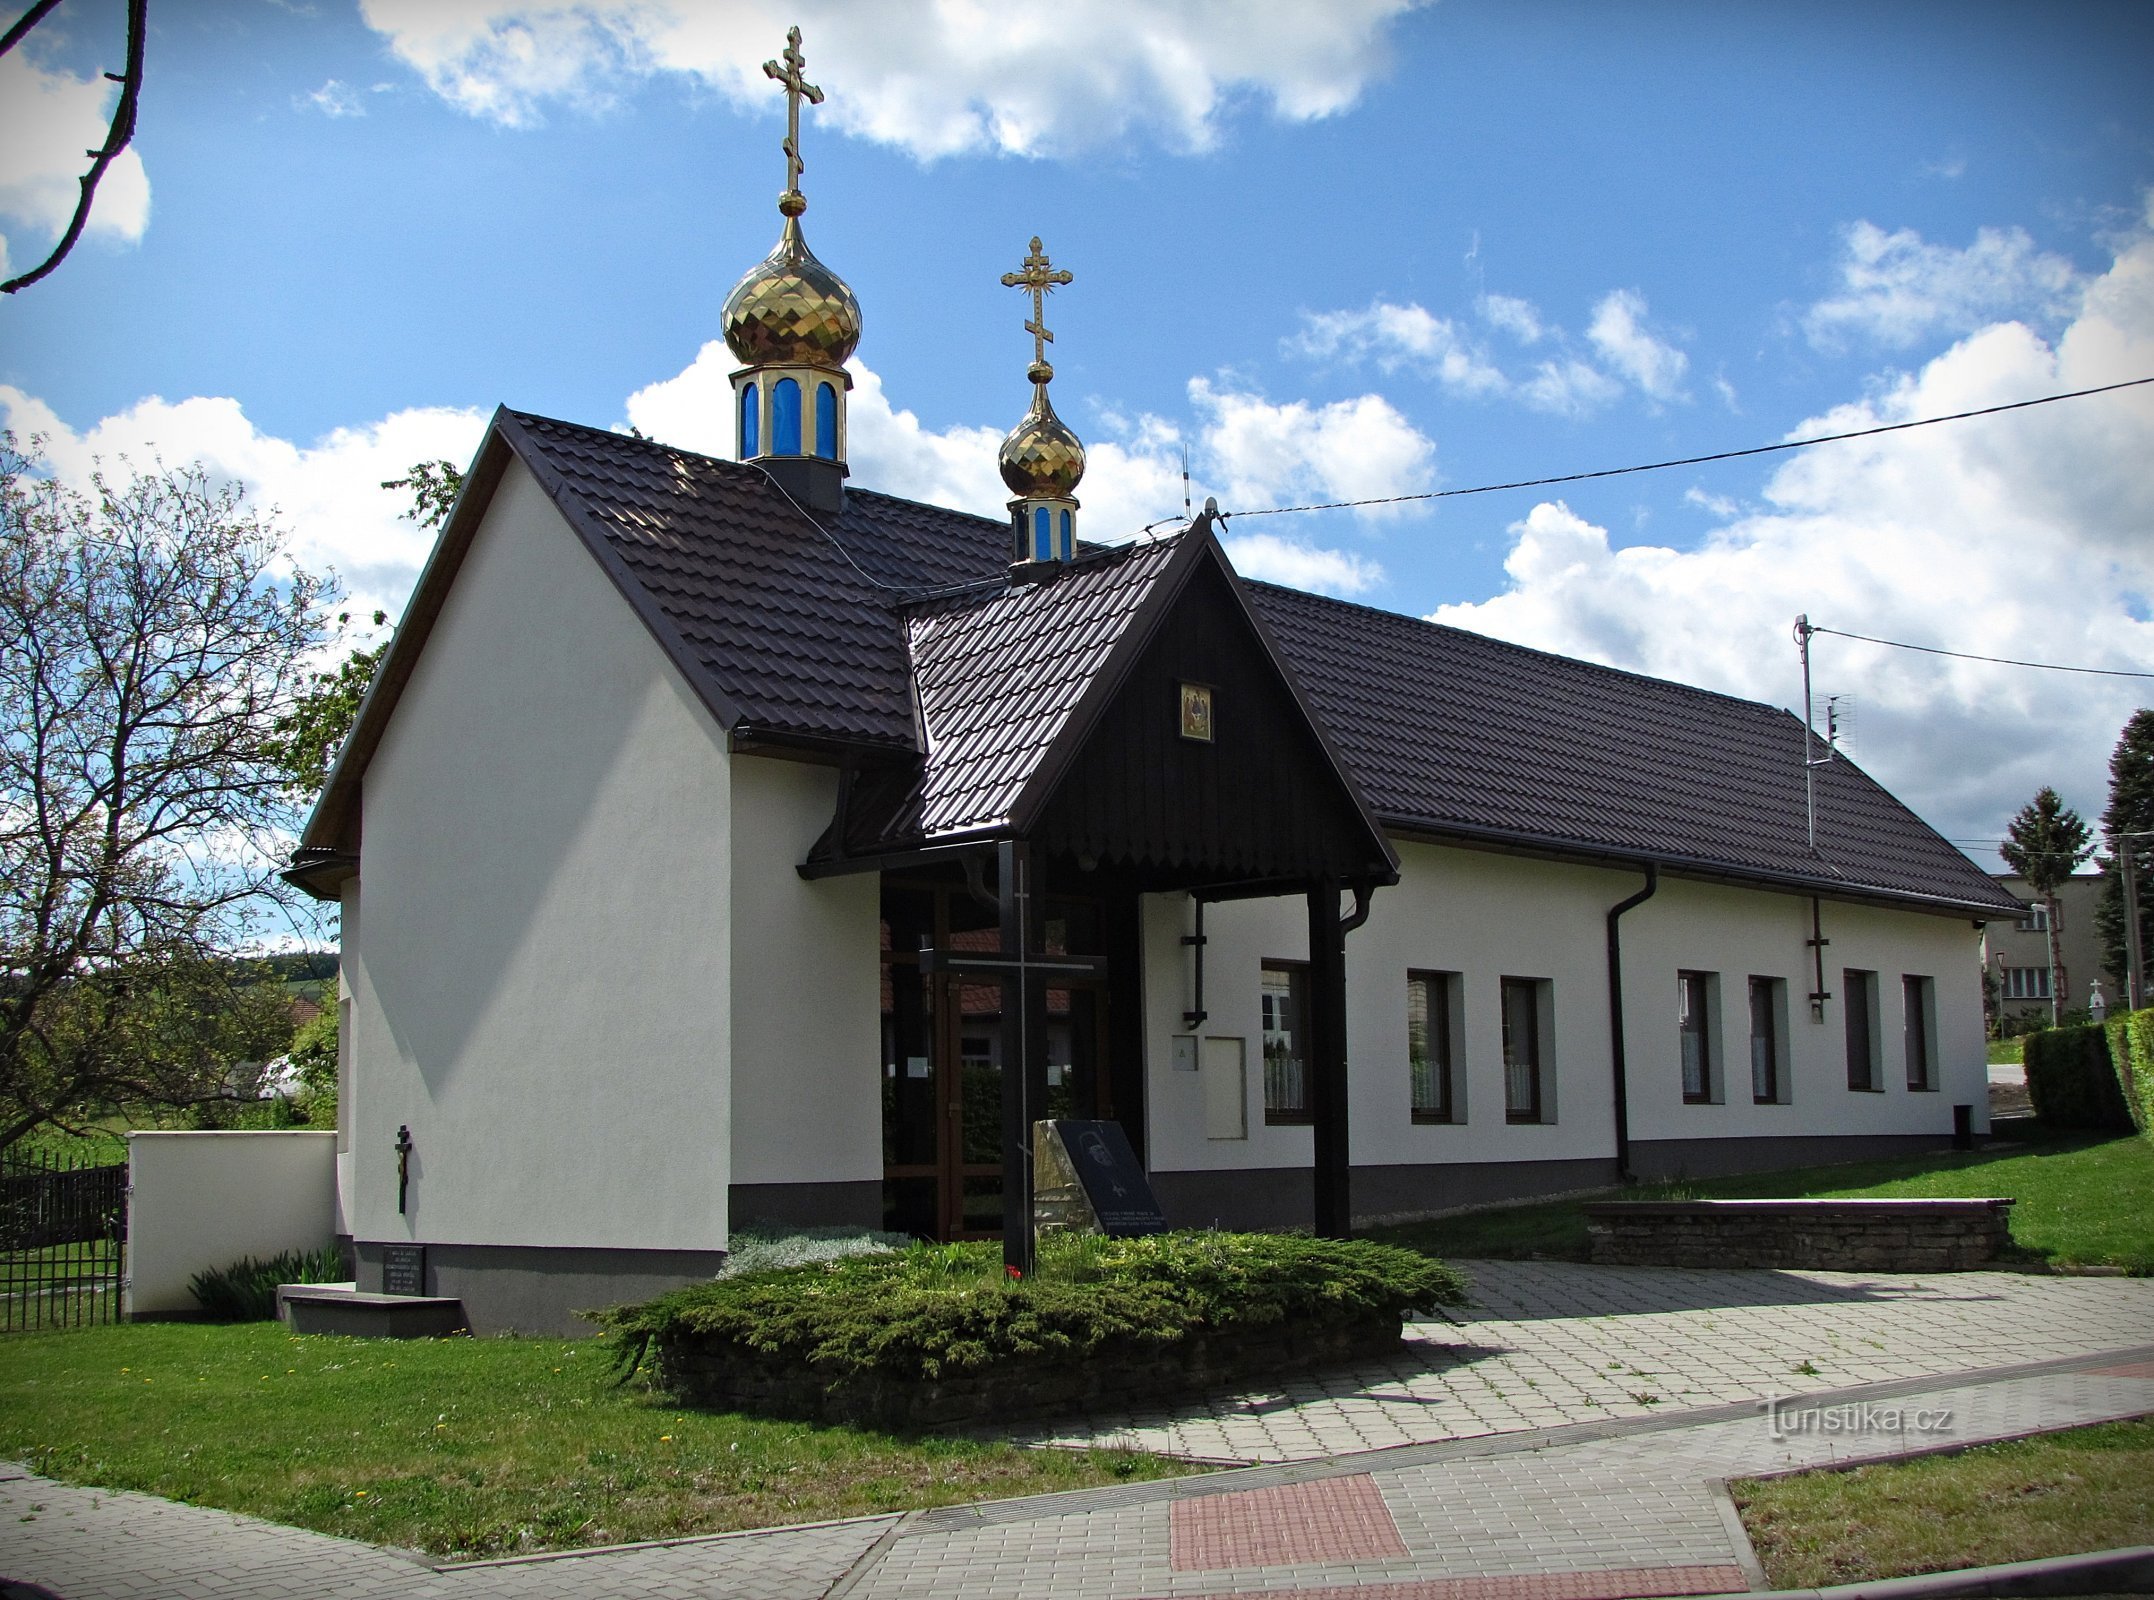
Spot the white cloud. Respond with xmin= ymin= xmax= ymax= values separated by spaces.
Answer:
xmin=1221 ymin=531 xmax=1381 ymax=595
xmin=1803 ymin=221 xmax=2082 ymax=351
xmin=1295 ymin=290 xmax=1692 ymax=415
xmin=302 ymin=80 xmax=369 ymax=118
xmin=1188 ymin=376 xmax=1434 ymax=518
xmin=1586 ymin=289 xmax=1688 ymax=401
xmin=1288 ymin=302 xmax=1507 ymax=396
xmin=358 ymin=0 xmax=1422 ymax=156
xmin=1514 ymin=356 xmax=1622 ymax=417
xmin=1479 ymin=293 xmax=1545 ymax=344
xmin=1430 ymin=206 xmax=2154 ymax=848
xmin=0 ymin=48 xmax=151 ymax=268
xmin=0 ymin=387 xmax=488 ymax=626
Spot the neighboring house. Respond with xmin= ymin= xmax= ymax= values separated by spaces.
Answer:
xmin=1984 ymin=872 xmax=2107 ymax=1025
xmin=283 ymin=50 xmax=2021 ymax=1332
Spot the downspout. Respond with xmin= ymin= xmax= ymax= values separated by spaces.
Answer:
xmin=1605 ymin=864 xmax=1659 ymax=1184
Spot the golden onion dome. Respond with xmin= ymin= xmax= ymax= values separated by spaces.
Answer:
xmin=999 ymin=380 xmax=1086 ymax=498
xmin=721 ymin=212 xmax=862 ymax=368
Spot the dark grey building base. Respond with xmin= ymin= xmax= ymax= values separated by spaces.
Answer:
xmin=281 ymin=1287 xmax=470 ymax=1339
xmin=1150 ymin=1158 xmax=1618 ymax=1231
xmin=1628 ymin=1132 xmax=1958 ymax=1182
xmin=352 ymin=1241 xmax=730 ymax=1337
xmin=727 ymin=1179 xmax=881 ymax=1231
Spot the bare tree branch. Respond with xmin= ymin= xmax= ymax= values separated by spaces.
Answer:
xmin=1 ymin=0 xmax=149 ymax=295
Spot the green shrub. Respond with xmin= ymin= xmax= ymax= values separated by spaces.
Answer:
xmin=598 ymin=1230 xmax=1467 ymax=1384
xmin=2024 ymin=1024 xmax=2135 ymax=1132
xmin=2109 ymin=1006 xmax=2154 ymax=1139
xmin=188 ymin=1245 xmax=346 ymax=1322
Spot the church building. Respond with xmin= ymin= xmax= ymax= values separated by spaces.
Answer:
xmin=287 ymin=30 xmax=2019 ymax=1333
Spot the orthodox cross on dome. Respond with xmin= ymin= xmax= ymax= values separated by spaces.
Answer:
xmin=763 ymin=25 xmax=823 ymax=213
xmin=1001 ymin=236 xmax=1073 ymax=377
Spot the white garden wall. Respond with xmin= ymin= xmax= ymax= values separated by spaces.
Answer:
xmin=125 ymin=1131 xmax=337 ymax=1317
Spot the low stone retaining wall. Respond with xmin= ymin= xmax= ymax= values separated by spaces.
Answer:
xmin=656 ymin=1312 xmax=1403 ymax=1432
xmin=1582 ymin=1197 xmax=2015 ymax=1271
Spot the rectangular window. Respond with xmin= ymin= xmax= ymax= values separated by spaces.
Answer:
xmin=1844 ymin=968 xmax=1880 ymax=1091
xmin=2014 ymin=903 xmax=2049 ymax=934
xmin=1502 ymin=976 xmax=1547 ymax=1123
xmin=1678 ymin=970 xmax=1716 ymax=1104
xmin=1408 ymin=971 xmax=1460 ymax=1123
xmin=1261 ymin=962 xmax=1311 ymax=1125
xmin=1903 ymin=975 xmax=1937 ymax=1091
xmin=2001 ymin=965 xmax=2052 ymax=1001
xmin=1748 ymin=976 xmax=1786 ymax=1104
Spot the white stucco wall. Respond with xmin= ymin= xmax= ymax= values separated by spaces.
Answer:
xmin=1141 ymin=840 xmax=1987 ymax=1175
xmin=727 ymin=756 xmax=881 ymax=1187
xmin=347 ymin=458 xmax=737 ymax=1253
xmin=125 ymin=1131 xmax=337 ymax=1316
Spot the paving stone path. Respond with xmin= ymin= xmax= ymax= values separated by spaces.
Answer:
xmin=4 ymin=1261 xmax=2151 ymax=1600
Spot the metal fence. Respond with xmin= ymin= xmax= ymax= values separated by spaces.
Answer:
xmin=1 ymin=1150 xmax=127 ymax=1332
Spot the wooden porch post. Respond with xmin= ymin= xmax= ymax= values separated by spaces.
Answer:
xmin=1307 ymin=876 xmax=1352 ymax=1239
xmin=999 ymin=840 xmax=1048 ymax=1274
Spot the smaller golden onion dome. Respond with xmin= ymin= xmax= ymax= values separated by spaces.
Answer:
xmin=721 ymin=214 xmax=862 ymax=368
xmin=1000 ymin=382 xmax=1086 ymax=498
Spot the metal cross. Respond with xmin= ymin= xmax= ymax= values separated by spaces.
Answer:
xmin=1001 ymin=237 xmax=1073 ymax=369
xmin=763 ymin=25 xmax=824 ymax=200
xmin=394 ymin=1124 xmax=413 ymax=1215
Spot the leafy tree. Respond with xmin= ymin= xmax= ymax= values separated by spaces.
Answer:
xmin=1999 ymin=786 xmax=2095 ymax=1026
xmin=269 ymin=460 xmax=462 ymax=801
xmin=0 ymin=437 xmax=331 ymax=1150
xmin=2095 ymin=709 xmax=2154 ymax=1007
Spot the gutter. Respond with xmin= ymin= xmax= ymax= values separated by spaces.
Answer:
xmin=1605 ymin=863 xmax=1659 ymax=1183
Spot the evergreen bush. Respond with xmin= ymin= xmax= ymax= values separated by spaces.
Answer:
xmin=188 ymin=1245 xmax=346 ymax=1321
xmin=599 ymin=1230 xmax=1467 ymax=1388
xmin=2023 ymin=1024 xmax=2135 ymax=1133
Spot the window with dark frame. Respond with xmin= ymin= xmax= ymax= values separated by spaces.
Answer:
xmin=1408 ymin=971 xmax=1456 ymax=1123
xmin=1748 ymin=976 xmax=1782 ymax=1104
xmin=1261 ymin=961 xmax=1311 ymax=1125
xmin=1903 ymin=974 xmax=1936 ymax=1090
xmin=1678 ymin=970 xmax=1714 ymax=1103
xmin=1844 ymin=968 xmax=1880 ymax=1091
xmin=1502 ymin=976 xmax=1544 ymax=1123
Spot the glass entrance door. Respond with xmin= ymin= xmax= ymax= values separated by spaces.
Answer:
xmin=880 ymin=881 xmax=1110 ymax=1240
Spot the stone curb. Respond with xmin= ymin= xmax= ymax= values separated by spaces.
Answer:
xmin=1755 ymin=1542 xmax=2154 ymax=1598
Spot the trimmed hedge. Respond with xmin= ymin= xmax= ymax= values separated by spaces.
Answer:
xmin=2108 ymin=1006 xmax=2154 ymax=1138
xmin=597 ymin=1231 xmax=1467 ymax=1429
xmin=2024 ymin=1023 xmax=2135 ymax=1133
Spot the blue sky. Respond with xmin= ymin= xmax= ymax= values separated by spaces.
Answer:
xmin=3 ymin=0 xmax=2151 ymax=869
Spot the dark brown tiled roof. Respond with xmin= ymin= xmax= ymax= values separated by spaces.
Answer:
xmin=869 ymin=539 xmax=1182 ymax=846
xmin=503 ymin=410 xmax=1005 ymax=751
xmin=312 ymin=411 xmax=2014 ymax=915
xmin=1247 ymin=583 xmax=2017 ymax=910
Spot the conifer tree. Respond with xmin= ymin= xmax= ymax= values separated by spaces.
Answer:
xmin=2000 ymin=787 xmax=2094 ymax=1025
xmin=2095 ymin=709 xmax=2154 ymax=1008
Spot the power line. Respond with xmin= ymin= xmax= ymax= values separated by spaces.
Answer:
xmin=1221 ymin=376 xmax=2154 ymax=519
xmin=1812 ymin=625 xmax=2154 ymax=680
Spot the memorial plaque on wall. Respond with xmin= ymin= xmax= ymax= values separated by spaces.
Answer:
xmin=1045 ymin=1120 xmax=1168 ymax=1236
xmin=382 ymin=1244 xmax=425 ymax=1297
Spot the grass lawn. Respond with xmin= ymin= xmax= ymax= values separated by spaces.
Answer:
xmin=0 ymin=1322 xmax=1197 ymax=1559
xmin=1370 ymin=1131 xmax=2154 ymax=1273
xmin=1987 ymin=1036 xmax=2025 ymax=1066
xmin=1734 ymin=1419 xmax=2154 ymax=1588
